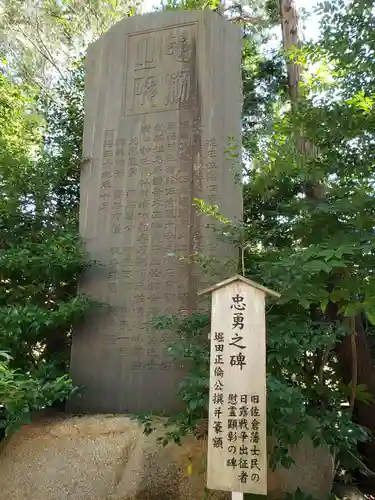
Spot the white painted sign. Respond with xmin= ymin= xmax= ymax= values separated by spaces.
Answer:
xmin=199 ymin=275 xmax=280 ymax=495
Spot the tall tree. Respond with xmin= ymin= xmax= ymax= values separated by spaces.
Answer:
xmin=242 ymin=0 xmax=375 ymax=489
xmin=316 ymin=0 xmax=375 ymax=488
xmin=154 ymin=0 xmax=367 ymax=489
xmin=0 ymin=67 xmax=92 ymax=435
xmin=0 ymin=0 xmax=140 ymax=89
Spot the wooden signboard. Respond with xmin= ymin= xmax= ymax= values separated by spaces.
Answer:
xmin=199 ymin=275 xmax=280 ymax=497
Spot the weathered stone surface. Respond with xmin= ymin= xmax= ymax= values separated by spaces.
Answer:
xmin=0 ymin=415 xmax=228 ymax=500
xmin=267 ymin=438 xmax=335 ymax=500
xmin=333 ymin=484 xmax=368 ymax=500
xmin=70 ymin=9 xmax=243 ymax=414
xmin=0 ymin=415 xmax=334 ymax=500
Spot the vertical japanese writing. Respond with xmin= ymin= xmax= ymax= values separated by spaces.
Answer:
xmin=100 ymin=129 xmax=115 ymax=212
xmin=226 ymin=392 xmax=246 ymax=484
xmin=115 ymin=114 xmax=196 ymax=369
xmin=110 ymin=138 xmax=126 ymax=236
xmin=212 ymin=331 xmax=225 ymax=450
xmin=226 ymin=292 xmax=254 ymax=484
xmin=229 ymin=293 xmax=247 ymax=370
xmin=164 ymin=29 xmax=193 ymax=62
xmin=210 ymin=316 xmax=262 ymax=486
xmin=125 ymin=25 xmax=197 ymax=116
xmin=208 ymin=283 xmax=267 ymax=493
xmin=249 ymin=393 xmax=261 ymax=484
xmin=205 ymin=137 xmax=218 ymax=205
xmin=224 ymin=392 xmax=252 ymax=484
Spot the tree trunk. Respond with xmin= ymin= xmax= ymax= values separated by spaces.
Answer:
xmin=279 ymin=0 xmax=300 ymax=105
xmin=335 ymin=317 xmax=375 ymax=490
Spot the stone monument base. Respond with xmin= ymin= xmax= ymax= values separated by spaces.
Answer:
xmin=0 ymin=414 xmax=334 ymax=500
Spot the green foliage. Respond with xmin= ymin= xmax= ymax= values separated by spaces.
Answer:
xmin=316 ymin=0 xmax=375 ymax=97
xmin=160 ymin=0 xmax=221 ymax=10
xmin=0 ymin=351 xmax=75 ymax=435
xmin=0 ymin=65 xmax=92 ymax=436
xmin=242 ymin=0 xmax=375 ymax=477
xmin=0 ymin=0 xmax=140 ymax=88
xmin=0 ymin=71 xmax=40 ymax=158
xmin=40 ymin=61 xmax=84 ymax=228
xmin=150 ymin=313 xmax=210 ymax=445
xmin=150 ymin=307 xmax=368 ymax=467
xmin=281 ymin=489 xmax=321 ymax=500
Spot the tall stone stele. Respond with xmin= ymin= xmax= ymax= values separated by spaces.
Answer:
xmin=69 ymin=10 xmax=243 ymax=414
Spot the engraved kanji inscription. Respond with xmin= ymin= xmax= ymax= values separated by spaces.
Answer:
xmin=124 ymin=24 xmax=197 ymax=116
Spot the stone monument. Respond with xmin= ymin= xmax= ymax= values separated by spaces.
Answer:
xmin=69 ymin=10 xmax=243 ymax=414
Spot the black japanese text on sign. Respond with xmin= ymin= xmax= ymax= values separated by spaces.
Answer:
xmin=229 ymin=293 xmax=247 ymax=369
xmin=206 ymin=277 xmax=273 ymax=495
xmin=210 ymin=292 xmax=264 ymax=486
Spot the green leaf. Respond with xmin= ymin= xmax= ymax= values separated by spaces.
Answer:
xmin=366 ymin=310 xmax=375 ymax=326
xmin=320 ymin=298 xmax=328 ymax=313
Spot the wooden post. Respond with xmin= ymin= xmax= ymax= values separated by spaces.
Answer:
xmin=199 ymin=275 xmax=280 ymax=496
